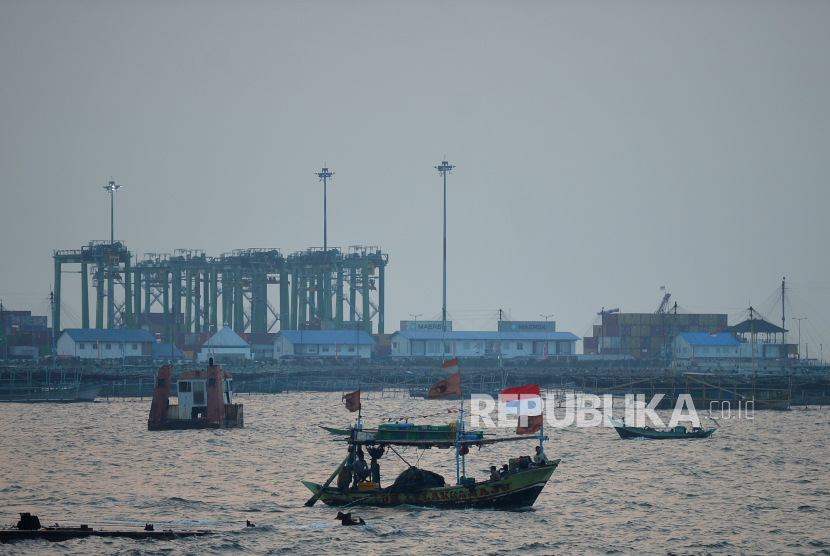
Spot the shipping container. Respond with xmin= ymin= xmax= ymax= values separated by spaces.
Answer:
xmin=583 ymin=337 xmax=598 ymax=350
xmin=689 ymin=326 xmax=698 ymax=333
xmin=593 ymin=325 xmax=602 ymax=338
xmin=631 ymin=314 xmax=641 ymax=325
xmin=640 ymin=336 xmax=651 ymax=348
xmin=621 ymin=325 xmax=632 ymax=337
xmin=602 ymin=336 xmax=621 ymax=349
xmin=621 ymin=314 xmax=633 ymax=325
xmin=607 ymin=325 xmax=620 ymax=337
xmin=689 ymin=315 xmax=698 ymax=325
xmin=718 ymin=314 xmax=728 ymax=326
xmin=602 ymin=313 xmax=619 ymax=326
xmin=651 ymin=336 xmax=663 ymax=349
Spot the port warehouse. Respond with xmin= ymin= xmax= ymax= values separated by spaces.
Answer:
xmin=582 ymin=311 xmax=792 ymax=361
xmin=388 ymin=331 xmax=579 ymax=359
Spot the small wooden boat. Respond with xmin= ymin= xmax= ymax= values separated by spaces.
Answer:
xmin=608 ymin=416 xmax=715 ymax=439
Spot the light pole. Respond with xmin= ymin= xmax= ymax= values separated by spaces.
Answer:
xmin=541 ymin=314 xmax=554 ymax=360
xmin=103 ymin=180 xmax=122 ymax=246
xmin=793 ymin=317 xmax=807 ymax=361
xmin=316 ymin=166 xmax=334 ymax=323
xmin=435 ymin=160 xmax=454 ymax=337
xmin=410 ymin=313 xmax=421 ymax=356
xmin=315 ymin=166 xmax=334 ymax=253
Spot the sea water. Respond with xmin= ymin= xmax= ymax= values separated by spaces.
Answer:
xmin=1 ymin=392 xmax=828 ymax=555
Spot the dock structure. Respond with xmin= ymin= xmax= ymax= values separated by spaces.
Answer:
xmin=52 ymin=242 xmax=388 ymax=341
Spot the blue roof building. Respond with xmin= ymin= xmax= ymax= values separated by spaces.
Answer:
xmin=273 ymin=330 xmax=376 ymax=359
xmin=388 ymin=330 xmax=580 ymax=359
xmin=57 ymin=328 xmax=155 ymax=359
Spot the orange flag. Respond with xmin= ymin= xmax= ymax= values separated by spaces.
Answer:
xmin=516 ymin=415 xmax=543 ymax=435
xmin=428 ymin=372 xmax=462 ymax=399
xmin=342 ymin=389 xmax=361 ymax=412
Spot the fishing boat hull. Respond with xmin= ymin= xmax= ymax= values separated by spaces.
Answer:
xmin=0 ymin=383 xmax=101 ymax=403
xmin=319 ymin=426 xmax=349 ymax=435
xmin=612 ymin=425 xmax=715 ymax=439
xmin=302 ymin=460 xmax=559 ymax=510
xmin=147 ymin=412 xmax=244 ymax=430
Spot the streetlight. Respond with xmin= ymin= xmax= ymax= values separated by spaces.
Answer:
xmin=315 ymin=166 xmax=334 ymax=322
xmin=540 ymin=314 xmax=554 ymax=359
xmin=435 ymin=159 xmax=454 ymax=337
xmin=103 ymin=180 xmax=122 ymax=245
xmin=410 ymin=313 xmax=422 ymax=357
xmin=792 ymin=317 xmax=807 ymax=361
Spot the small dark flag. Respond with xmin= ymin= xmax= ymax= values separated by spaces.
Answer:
xmin=428 ymin=372 xmax=462 ymax=399
xmin=342 ymin=389 xmax=361 ymax=412
xmin=516 ymin=415 xmax=543 ymax=435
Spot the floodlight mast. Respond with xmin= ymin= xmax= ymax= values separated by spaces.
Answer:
xmin=103 ymin=180 xmax=122 ymax=245
xmin=316 ymin=167 xmax=334 ymax=253
xmin=435 ymin=160 xmax=454 ymax=337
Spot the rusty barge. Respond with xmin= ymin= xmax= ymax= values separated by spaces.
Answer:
xmin=148 ymin=359 xmax=243 ymax=430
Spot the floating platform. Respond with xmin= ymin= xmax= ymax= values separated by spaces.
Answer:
xmin=1 ymin=515 xmax=213 ymax=544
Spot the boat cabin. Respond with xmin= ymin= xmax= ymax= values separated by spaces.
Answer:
xmin=175 ymin=373 xmax=233 ymax=419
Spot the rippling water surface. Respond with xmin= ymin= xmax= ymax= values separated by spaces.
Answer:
xmin=1 ymin=392 xmax=829 ymax=555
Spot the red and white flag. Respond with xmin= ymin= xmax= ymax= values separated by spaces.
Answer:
xmin=500 ymin=384 xmax=542 ymax=415
xmin=660 ymin=286 xmax=666 ymax=291
xmin=710 ymin=332 xmax=717 ymax=337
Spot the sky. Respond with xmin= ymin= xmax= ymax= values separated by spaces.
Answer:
xmin=1 ymin=1 xmax=829 ymax=355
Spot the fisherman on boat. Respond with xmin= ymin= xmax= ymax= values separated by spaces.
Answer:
xmin=351 ymin=452 xmax=370 ymax=490
xmin=533 ymin=445 xmax=549 ymax=466
xmin=489 ymin=466 xmax=500 ymax=481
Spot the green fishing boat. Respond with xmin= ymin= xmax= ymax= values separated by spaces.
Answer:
xmin=304 ymin=370 xmax=559 ymax=510
xmin=304 ymin=414 xmax=560 ymax=510
xmin=302 ymin=459 xmax=558 ymax=510
xmin=608 ymin=416 xmax=716 ymax=439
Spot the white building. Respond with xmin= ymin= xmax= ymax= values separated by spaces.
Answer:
xmin=273 ymin=330 xmax=376 ymax=359
xmin=388 ymin=331 xmax=580 ymax=359
xmin=57 ymin=329 xmax=155 ymax=359
xmin=672 ymin=332 xmax=786 ymax=360
xmin=198 ymin=326 xmax=251 ymax=362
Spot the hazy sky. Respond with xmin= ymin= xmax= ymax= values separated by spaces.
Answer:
xmin=2 ymin=1 xmax=829 ymax=353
